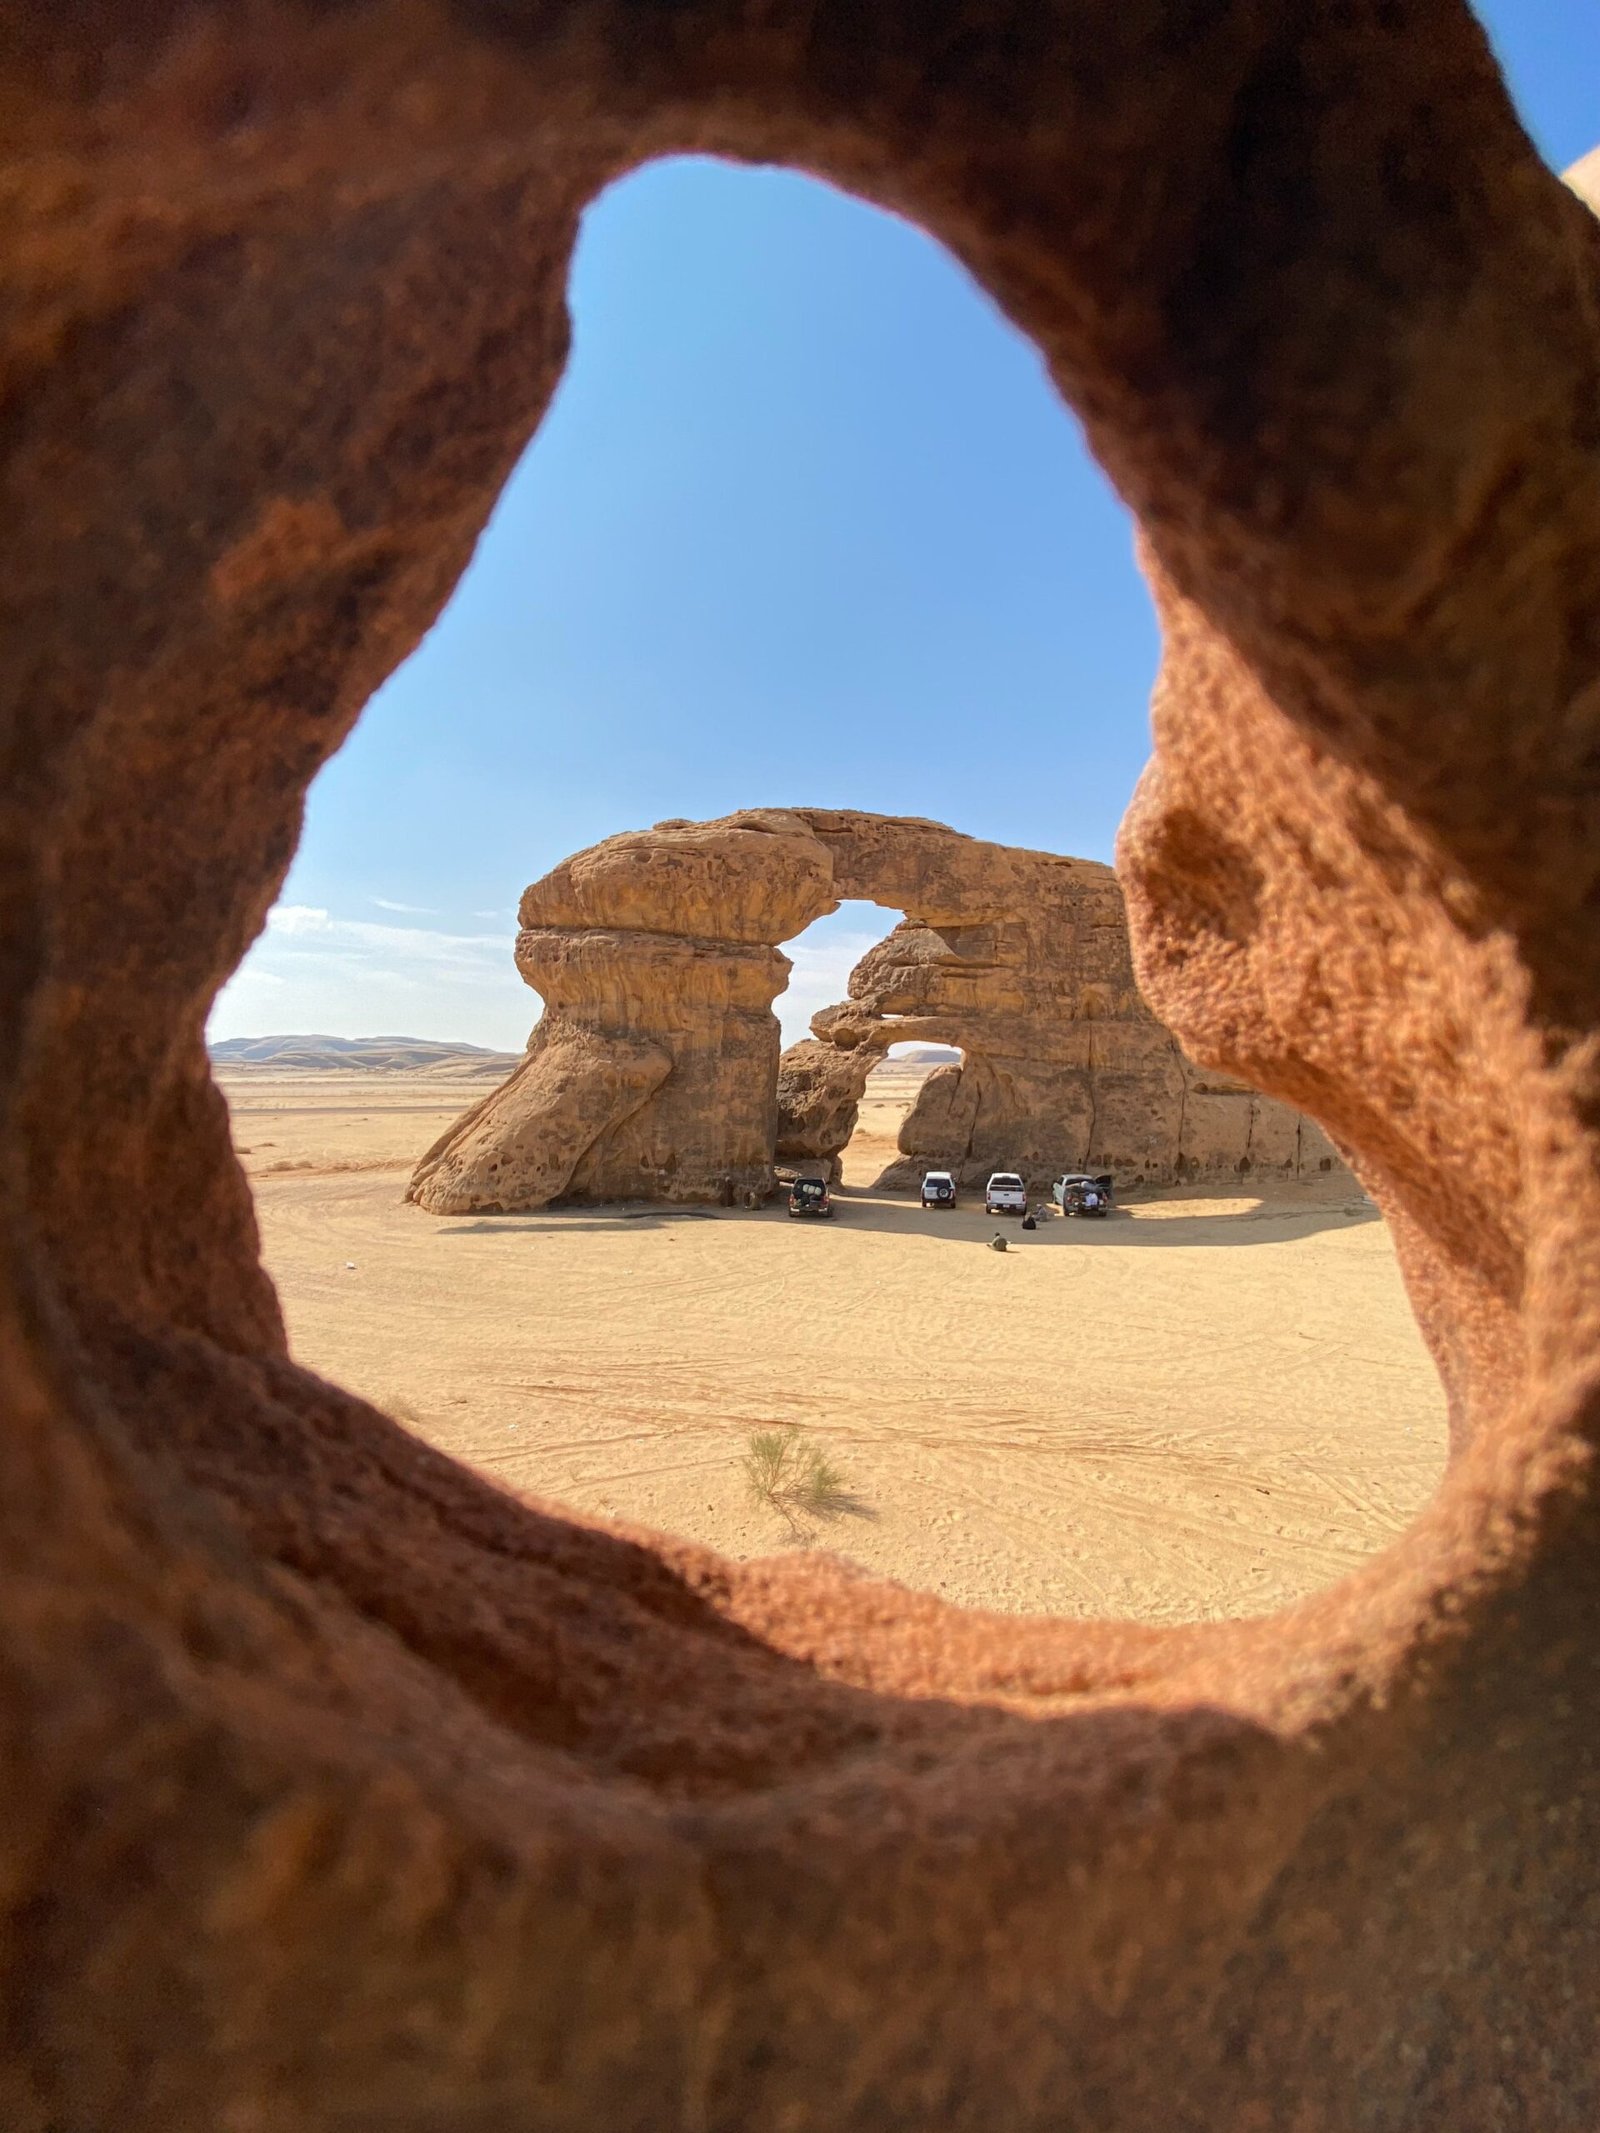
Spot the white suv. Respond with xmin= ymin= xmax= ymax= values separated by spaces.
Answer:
xmin=985 ymin=1172 xmax=1027 ymax=1216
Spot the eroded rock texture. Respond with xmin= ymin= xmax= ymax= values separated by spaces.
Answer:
xmin=415 ymin=809 xmax=1335 ymax=1211
xmin=3 ymin=7 xmax=1600 ymax=2131
xmin=794 ymin=860 xmax=1341 ymax=1190
xmin=412 ymin=811 xmax=830 ymax=1210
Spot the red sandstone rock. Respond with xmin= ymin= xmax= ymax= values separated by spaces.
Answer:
xmin=2 ymin=8 xmax=1599 ymax=2129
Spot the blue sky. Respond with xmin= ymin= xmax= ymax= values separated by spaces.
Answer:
xmin=212 ymin=3 xmax=1597 ymax=1054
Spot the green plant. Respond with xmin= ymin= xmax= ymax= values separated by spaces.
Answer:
xmin=743 ymin=1427 xmax=792 ymax=1504
xmin=742 ymin=1426 xmax=849 ymax=1522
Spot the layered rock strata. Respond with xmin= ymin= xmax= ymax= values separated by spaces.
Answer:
xmin=413 ymin=808 xmax=1337 ymax=1211
xmin=791 ymin=876 xmax=1341 ymax=1191
xmin=5 ymin=9 xmax=1600 ymax=2130
xmin=410 ymin=811 xmax=832 ymax=1211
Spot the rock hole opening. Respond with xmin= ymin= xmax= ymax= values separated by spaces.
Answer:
xmin=209 ymin=157 xmax=1449 ymax=1627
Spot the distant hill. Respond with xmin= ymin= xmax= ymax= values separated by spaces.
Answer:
xmin=881 ymin=1044 xmax=961 ymax=1066
xmin=210 ymin=1034 xmax=522 ymax=1076
xmin=210 ymin=1033 xmax=954 ymax=1078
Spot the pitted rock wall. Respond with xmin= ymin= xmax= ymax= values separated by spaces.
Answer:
xmin=3 ymin=9 xmax=1599 ymax=2131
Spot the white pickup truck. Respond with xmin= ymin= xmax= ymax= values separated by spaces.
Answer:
xmin=984 ymin=1171 xmax=1028 ymax=1216
xmin=1054 ymin=1172 xmax=1114 ymax=1216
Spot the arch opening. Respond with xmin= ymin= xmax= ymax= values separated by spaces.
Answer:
xmin=201 ymin=159 xmax=1456 ymax=1635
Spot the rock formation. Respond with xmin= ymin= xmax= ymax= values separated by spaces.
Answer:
xmin=412 ymin=809 xmax=1337 ymax=1212
xmin=785 ymin=858 xmax=1341 ymax=1191
xmin=5 ymin=8 xmax=1600 ymax=2130
xmin=410 ymin=810 xmax=832 ymax=1211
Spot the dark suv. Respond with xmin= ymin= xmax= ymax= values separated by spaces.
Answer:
xmin=787 ymin=1176 xmax=834 ymax=1219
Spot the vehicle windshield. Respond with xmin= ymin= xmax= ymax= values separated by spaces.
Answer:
xmin=991 ymin=1176 xmax=1022 ymax=1188
xmin=795 ymin=1180 xmax=825 ymax=1197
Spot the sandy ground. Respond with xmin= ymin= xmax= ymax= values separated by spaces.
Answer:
xmin=222 ymin=1061 xmax=1449 ymax=1624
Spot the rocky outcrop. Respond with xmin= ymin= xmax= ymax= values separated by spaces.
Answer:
xmin=791 ymin=862 xmax=1341 ymax=1190
xmin=409 ymin=811 xmax=836 ymax=1212
xmin=408 ymin=1021 xmax=673 ymax=1213
xmin=6 ymin=9 xmax=1600 ymax=2130
xmin=772 ymin=1037 xmax=876 ymax=1182
xmin=410 ymin=807 xmax=1336 ymax=1212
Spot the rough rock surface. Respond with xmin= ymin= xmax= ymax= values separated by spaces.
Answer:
xmin=3 ymin=9 xmax=1599 ymax=2131
xmin=410 ymin=810 xmax=832 ymax=1211
xmin=415 ymin=810 xmax=1336 ymax=1211
xmin=773 ymin=1036 xmax=877 ymax=1183
xmin=409 ymin=1019 xmax=673 ymax=1213
xmin=794 ymin=858 xmax=1342 ymax=1190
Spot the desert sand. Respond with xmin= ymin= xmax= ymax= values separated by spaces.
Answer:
xmin=221 ymin=1053 xmax=1448 ymax=1623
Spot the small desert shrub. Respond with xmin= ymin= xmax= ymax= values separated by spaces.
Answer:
xmin=742 ymin=1426 xmax=848 ymax=1520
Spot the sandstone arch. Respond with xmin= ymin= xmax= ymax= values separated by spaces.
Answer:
xmin=408 ymin=806 xmax=1340 ymax=1213
xmin=778 ymin=816 xmax=1345 ymax=1191
xmin=4 ymin=9 xmax=1600 ymax=2130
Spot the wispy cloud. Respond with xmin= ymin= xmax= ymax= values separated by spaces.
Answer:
xmin=212 ymin=904 xmax=891 ymax=1054
xmin=369 ymin=894 xmax=437 ymax=916
xmin=266 ymin=903 xmax=332 ymax=937
xmin=262 ymin=903 xmax=506 ymax=973
xmin=210 ymin=901 xmax=537 ymax=1050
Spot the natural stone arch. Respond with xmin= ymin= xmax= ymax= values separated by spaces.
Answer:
xmin=3 ymin=11 xmax=1599 ymax=2133
xmin=778 ymin=816 xmax=1343 ymax=1190
xmin=408 ymin=805 xmax=1333 ymax=1212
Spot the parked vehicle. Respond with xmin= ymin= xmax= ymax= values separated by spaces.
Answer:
xmin=787 ymin=1175 xmax=835 ymax=1219
xmin=1054 ymin=1171 xmax=1114 ymax=1217
xmin=920 ymin=1170 xmax=958 ymax=1209
xmin=985 ymin=1171 xmax=1028 ymax=1216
